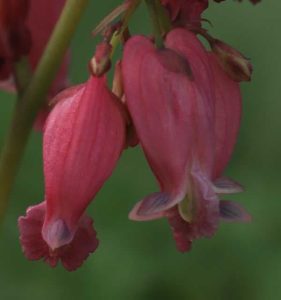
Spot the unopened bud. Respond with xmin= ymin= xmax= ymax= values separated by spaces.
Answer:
xmin=89 ymin=42 xmax=112 ymax=77
xmin=211 ymin=39 xmax=252 ymax=82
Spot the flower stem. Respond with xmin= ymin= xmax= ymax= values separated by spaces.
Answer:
xmin=145 ymin=0 xmax=171 ymax=48
xmin=110 ymin=0 xmax=141 ymax=57
xmin=0 ymin=0 xmax=89 ymax=221
xmin=13 ymin=57 xmax=32 ymax=97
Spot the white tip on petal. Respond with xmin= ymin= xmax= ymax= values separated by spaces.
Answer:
xmin=213 ymin=177 xmax=244 ymax=194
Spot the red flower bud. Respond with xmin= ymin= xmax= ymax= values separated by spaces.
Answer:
xmin=210 ymin=39 xmax=253 ymax=82
xmin=89 ymin=42 xmax=112 ymax=77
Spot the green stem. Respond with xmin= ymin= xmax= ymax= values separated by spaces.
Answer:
xmin=13 ymin=57 xmax=32 ymax=97
xmin=145 ymin=0 xmax=171 ymax=48
xmin=0 ymin=0 xmax=89 ymax=220
xmin=110 ymin=0 xmax=141 ymax=58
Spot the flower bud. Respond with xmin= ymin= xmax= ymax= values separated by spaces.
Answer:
xmin=89 ymin=42 xmax=112 ymax=77
xmin=210 ymin=39 xmax=253 ymax=82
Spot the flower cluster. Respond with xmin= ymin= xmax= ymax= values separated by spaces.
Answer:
xmin=8 ymin=0 xmax=259 ymax=270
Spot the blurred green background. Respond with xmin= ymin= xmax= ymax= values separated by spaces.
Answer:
xmin=0 ymin=0 xmax=280 ymax=299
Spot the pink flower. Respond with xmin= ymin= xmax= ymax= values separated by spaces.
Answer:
xmin=123 ymin=28 xmax=250 ymax=252
xmin=18 ymin=75 xmax=126 ymax=270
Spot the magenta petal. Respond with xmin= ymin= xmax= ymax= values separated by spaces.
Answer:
xmin=166 ymin=207 xmax=193 ymax=253
xmin=189 ymin=163 xmax=220 ymax=238
xmin=220 ymin=200 xmax=252 ymax=223
xmin=165 ymin=29 xmax=216 ymax=176
xmin=59 ymin=216 xmax=99 ymax=271
xmin=164 ymin=164 xmax=220 ymax=252
xmin=18 ymin=202 xmax=48 ymax=261
xmin=208 ymin=53 xmax=242 ymax=179
xmin=18 ymin=202 xmax=99 ymax=271
xmin=165 ymin=28 xmax=215 ymax=113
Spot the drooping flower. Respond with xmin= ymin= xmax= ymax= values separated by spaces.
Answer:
xmin=123 ymin=29 xmax=218 ymax=249
xmin=123 ymin=28 xmax=250 ymax=252
xmin=18 ymin=75 xmax=126 ymax=270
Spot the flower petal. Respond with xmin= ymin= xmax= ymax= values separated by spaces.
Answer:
xmin=213 ymin=177 xmax=244 ymax=194
xmin=220 ymin=200 xmax=252 ymax=223
xmin=129 ymin=192 xmax=174 ymax=220
xmin=208 ymin=53 xmax=242 ymax=179
xmin=18 ymin=202 xmax=99 ymax=271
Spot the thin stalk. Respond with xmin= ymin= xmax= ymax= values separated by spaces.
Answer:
xmin=145 ymin=0 xmax=171 ymax=48
xmin=110 ymin=0 xmax=141 ymax=57
xmin=13 ymin=57 xmax=32 ymax=97
xmin=0 ymin=0 xmax=89 ymax=220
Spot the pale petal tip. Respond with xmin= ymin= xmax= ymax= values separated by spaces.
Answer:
xmin=128 ymin=192 xmax=185 ymax=222
xmin=220 ymin=200 xmax=252 ymax=223
xmin=213 ymin=177 xmax=244 ymax=195
xmin=42 ymin=219 xmax=74 ymax=251
xmin=129 ymin=199 xmax=165 ymax=221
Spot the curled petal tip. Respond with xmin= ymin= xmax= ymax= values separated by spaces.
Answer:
xmin=130 ymin=192 xmax=185 ymax=218
xmin=213 ymin=177 xmax=244 ymax=194
xmin=129 ymin=199 xmax=165 ymax=221
xmin=220 ymin=200 xmax=252 ymax=223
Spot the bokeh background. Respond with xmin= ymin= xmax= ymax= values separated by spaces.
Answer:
xmin=0 ymin=0 xmax=280 ymax=299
